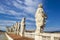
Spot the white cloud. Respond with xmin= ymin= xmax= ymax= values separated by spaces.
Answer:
xmin=0 ymin=6 xmax=7 ymax=14
xmin=5 ymin=0 xmax=12 ymax=5
xmin=24 ymin=7 xmax=36 ymax=14
xmin=44 ymin=26 xmax=60 ymax=31
xmin=0 ymin=0 xmax=42 ymax=16
xmin=24 ymin=0 xmax=40 ymax=14
xmin=0 ymin=20 xmax=16 ymax=26
xmin=26 ymin=17 xmax=35 ymax=21
xmin=16 ymin=0 xmax=24 ymax=4
xmin=0 ymin=5 xmax=25 ymax=20
xmin=12 ymin=0 xmax=41 ymax=14
xmin=12 ymin=1 xmax=24 ymax=10
xmin=0 ymin=7 xmax=21 ymax=16
xmin=26 ymin=22 xmax=35 ymax=25
xmin=0 ymin=27 xmax=6 ymax=31
xmin=0 ymin=0 xmax=42 ymax=30
xmin=24 ymin=0 xmax=39 ymax=7
xmin=7 ymin=10 xmax=22 ymax=16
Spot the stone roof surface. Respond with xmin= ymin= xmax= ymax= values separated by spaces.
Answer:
xmin=8 ymin=33 xmax=34 ymax=40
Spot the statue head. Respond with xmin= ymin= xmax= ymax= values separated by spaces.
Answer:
xmin=38 ymin=4 xmax=43 ymax=8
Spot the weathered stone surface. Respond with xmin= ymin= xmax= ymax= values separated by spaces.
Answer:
xmin=35 ymin=4 xmax=47 ymax=40
xmin=20 ymin=18 xmax=25 ymax=36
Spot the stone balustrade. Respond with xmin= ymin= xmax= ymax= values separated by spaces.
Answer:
xmin=24 ymin=32 xmax=35 ymax=38
xmin=39 ymin=33 xmax=60 ymax=40
xmin=24 ymin=32 xmax=60 ymax=40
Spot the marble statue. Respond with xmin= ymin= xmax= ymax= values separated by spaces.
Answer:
xmin=35 ymin=4 xmax=47 ymax=40
xmin=20 ymin=18 xmax=25 ymax=36
xmin=35 ymin=4 xmax=47 ymax=34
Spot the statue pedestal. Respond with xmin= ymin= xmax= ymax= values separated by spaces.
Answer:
xmin=35 ymin=3 xmax=47 ymax=40
xmin=35 ymin=34 xmax=42 ymax=40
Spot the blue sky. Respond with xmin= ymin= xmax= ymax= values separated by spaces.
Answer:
xmin=43 ymin=0 xmax=60 ymax=31
xmin=0 ymin=0 xmax=60 ymax=31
